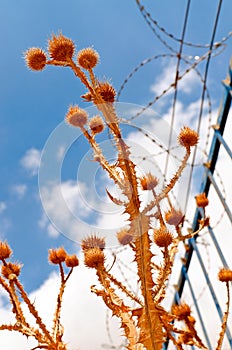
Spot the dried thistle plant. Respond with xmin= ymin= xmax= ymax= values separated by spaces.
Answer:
xmin=0 ymin=33 xmax=231 ymax=350
xmin=0 ymin=242 xmax=79 ymax=349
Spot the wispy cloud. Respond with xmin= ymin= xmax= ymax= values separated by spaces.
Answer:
xmin=39 ymin=177 xmax=127 ymax=245
xmin=39 ymin=180 xmax=94 ymax=241
xmin=0 ymin=202 xmax=6 ymax=214
xmin=11 ymin=184 xmax=27 ymax=199
xmin=150 ymin=60 xmax=201 ymax=97
xmin=20 ymin=148 xmax=41 ymax=176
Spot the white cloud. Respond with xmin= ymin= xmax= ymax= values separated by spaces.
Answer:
xmin=0 ymin=202 xmax=6 ymax=214
xmin=11 ymin=184 xmax=27 ymax=199
xmin=47 ymin=223 xmax=60 ymax=238
xmin=39 ymin=180 xmax=92 ymax=241
xmin=150 ymin=60 xmax=200 ymax=97
xmin=20 ymin=148 xmax=41 ymax=176
xmin=39 ymin=176 xmax=128 ymax=246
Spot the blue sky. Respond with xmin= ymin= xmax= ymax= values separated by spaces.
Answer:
xmin=0 ymin=1 xmax=232 ymax=349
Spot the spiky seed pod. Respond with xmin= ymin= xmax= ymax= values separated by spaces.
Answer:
xmin=96 ymin=82 xmax=116 ymax=103
xmin=48 ymin=247 xmax=67 ymax=264
xmin=24 ymin=48 xmax=47 ymax=71
xmin=140 ymin=173 xmax=159 ymax=190
xmin=77 ymin=47 xmax=99 ymax=70
xmin=195 ymin=193 xmax=209 ymax=208
xmin=2 ymin=263 xmax=21 ymax=279
xmin=165 ymin=208 xmax=184 ymax=226
xmin=82 ymin=234 xmax=105 ymax=252
xmin=218 ymin=268 xmax=232 ymax=282
xmin=117 ymin=229 xmax=133 ymax=245
xmin=178 ymin=126 xmax=199 ymax=148
xmin=65 ymin=254 xmax=79 ymax=268
xmin=65 ymin=105 xmax=88 ymax=128
xmin=48 ymin=33 xmax=75 ymax=61
xmin=172 ymin=303 xmax=191 ymax=320
xmin=84 ymin=248 xmax=105 ymax=268
xmin=153 ymin=227 xmax=173 ymax=248
xmin=89 ymin=116 xmax=104 ymax=135
xmin=0 ymin=241 xmax=12 ymax=260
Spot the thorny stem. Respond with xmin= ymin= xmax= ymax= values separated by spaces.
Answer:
xmin=52 ymin=283 xmax=65 ymax=343
xmin=159 ymin=315 xmax=184 ymax=350
xmin=152 ymin=188 xmax=165 ymax=226
xmin=13 ymin=279 xmax=54 ymax=345
xmin=132 ymin=214 xmax=163 ymax=349
xmin=143 ymin=146 xmax=191 ymax=215
xmin=95 ymin=266 xmax=139 ymax=350
xmin=179 ymin=221 xmax=206 ymax=240
xmin=68 ymin=59 xmax=94 ymax=93
xmin=88 ymin=68 xmax=98 ymax=87
xmin=0 ymin=277 xmax=27 ymax=326
xmin=52 ymin=265 xmax=73 ymax=342
xmin=161 ymin=240 xmax=179 ymax=298
xmin=185 ymin=317 xmax=207 ymax=349
xmin=154 ymin=247 xmax=172 ymax=303
xmin=59 ymin=262 xmax=65 ymax=284
xmin=82 ymin=65 xmax=164 ymax=348
xmin=216 ymin=282 xmax=230 ymax=350
xmin=52 ymin=263 xmax=65 ymax=340
xmin=137 ymin=231 xmax=162 ymax=350
xmin=102 ymin=267 xmax=143 ymax=306
xmin=80 ymin=127 xmax=124 ymax=187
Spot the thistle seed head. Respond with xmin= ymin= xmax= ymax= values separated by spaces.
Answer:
xmin=65 ymin=105 xmax=88 ymax=128
xmin=140 ymin=173 xmax=159 ymax=190
xmin=218 ymin=268 xmax=232 ymax=282
xmin=2 ymin=263 xmax=21 ymax=279
xmin=77 ymin=47 xmax=99 ymax=70
xmin=96 ymin=82 xmax=116 ymax=103
xmin=172 ymin=303 xmax=191 ymax=320
xmin=65 ymin=254 xmax=79 ymax=268
xmin=48 ymin=33 xmax=75 ymax=61
xmin=195 ymin=193 xmax=209 ymax=208
xmin=48 ymin=247 xmax=67 ymax=264
xmin=82 ymin=234 xmax=105 ymax=252
xmin=84 ymin=248 xmax=105 ymax=268
xmin=165 ymin=207 xmax=184 ymax=226
xmin=153 ymin=227 xmax=173 ymax=248
xmin=24 ymin=48 xmax=47 ymax=71
xmin=0 ymin=241 xmax=12 ymax=260
xmin=89 ymin=115 xmax=104 ymax=135
xmin=178 ymin=126 xmax=199 ymax=148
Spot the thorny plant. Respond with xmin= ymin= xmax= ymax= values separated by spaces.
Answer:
xmin=0 ymin=33 xmax=231 ymax=350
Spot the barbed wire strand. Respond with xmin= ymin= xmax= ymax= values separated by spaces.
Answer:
xmin=163 ymin=0 xmax=192 ymax=185
xmin=183 ymin=0 xmax=224 ymax=214
xmin=136 ymin=0 xmax=232 ymax=49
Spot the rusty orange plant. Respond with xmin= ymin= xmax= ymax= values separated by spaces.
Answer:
xmin=0 ymin=33 xmax=231 ymax=350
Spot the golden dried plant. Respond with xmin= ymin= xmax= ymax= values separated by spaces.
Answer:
xmin=0 ymin=242 xmax=79 ymax=349
xmin=0 ymin=33 xmax=230 ymax=350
